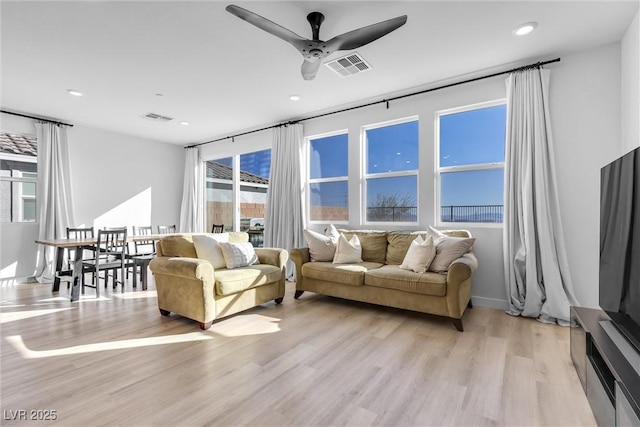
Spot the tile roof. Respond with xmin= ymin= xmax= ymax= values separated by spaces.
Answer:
xmin=0 ymin=133 xmax=37 ymax=157
xmin=206 ymin=161 xmax=269 ymax=185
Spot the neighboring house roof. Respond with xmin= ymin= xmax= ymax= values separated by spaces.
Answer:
xmin=0 ymin=133 xmax=37 ymax=157
xmin=206 ymin=161 xmax=269 ymax=185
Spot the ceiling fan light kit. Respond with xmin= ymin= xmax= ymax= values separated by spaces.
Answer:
xmin=225 ymin=4 xmax=407 ymax=80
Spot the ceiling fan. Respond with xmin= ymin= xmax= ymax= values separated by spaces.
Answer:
xmin=226 ymin=5 xmax=407 ymax=80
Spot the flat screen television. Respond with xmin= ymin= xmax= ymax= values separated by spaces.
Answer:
xmin=600 ymin=146 xmax=640 ymax=352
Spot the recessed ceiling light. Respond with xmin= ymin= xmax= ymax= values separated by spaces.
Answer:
xmin=180 ymin=121 xmax=190 ymax=126
xmin=67 ymin=89 xmax=83 ymax=97
xmin=513 ymin=22 xmax=537 ymax=36
xmin=289 ymin=95 xmax=301 ymax=101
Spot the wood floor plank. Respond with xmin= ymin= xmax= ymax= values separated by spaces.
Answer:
xmin=0 ymin=279 xmax=597 ymax=426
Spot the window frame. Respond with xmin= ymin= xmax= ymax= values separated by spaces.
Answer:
xmin=435 ymin=98 xmax=506 ymax=228
xmin=0 ymin=152 xmax=38 ymax=223
xmin=361 ymin=116 xmax=419 ymax=226
xmin=306 ymin=129 xmax=350 ymax=225
xmin=202 ymin=147 xmax=271 ymax=235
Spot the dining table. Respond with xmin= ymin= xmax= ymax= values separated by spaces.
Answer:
xmin=35 ymin=233 xmax=170 ymax=302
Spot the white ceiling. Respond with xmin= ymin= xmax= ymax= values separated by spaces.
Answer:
xmin=1 ymin=1 xmax=638 ymax=146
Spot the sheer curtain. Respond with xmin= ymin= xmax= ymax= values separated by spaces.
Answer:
xmin=503 ymin=67 xmax=579 ymax=325
xmin=34 ymin=122 xmax=76 ymax=282
xmin=179 ymin=147 xmax=204 ymax=233
xmin=264 ymin=123 xmax=306 ymax=280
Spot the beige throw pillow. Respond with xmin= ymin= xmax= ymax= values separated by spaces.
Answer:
xmin=219 ymin=242 xmax=259 ymax=269
xmin=399 ymin=235 xmax=436 ymax=273
xmin=428 ymin=226 xmax=475 ymax=273
xmin=333 ymin=234 xmax=363 ymax=264
xmin=304 ymin=225 xmax=340 ymax=262
xmin=192 ymin=233 xmax=230 ymax=269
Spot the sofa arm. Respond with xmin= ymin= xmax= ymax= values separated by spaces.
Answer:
xmin=447 ymin=252 xmax=478 ymax=284
xmin=149 ymin=256 xmax=214 ymax=281
xmin=290 ymin=248 xmax=310 ymax=287
xmin=255 ymin=248 xmax=288 ymax=269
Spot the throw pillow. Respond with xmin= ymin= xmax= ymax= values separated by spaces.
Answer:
xmin=333 ymin=234 xmax=363 ymax=264
xmin=219 ymin=242 xmax=259 ymax=269
xmin=304 ymin=225 xmax=340 ymax=262
xmin=192 ymin=233 xmax=230 ymax=269
xmin=427 ymin=226 xmax=475 ymax=273
xmin=399 ymin=235 xmax=436 ymax=273
xmin=192 ymin=233 xmax=229 ymax=268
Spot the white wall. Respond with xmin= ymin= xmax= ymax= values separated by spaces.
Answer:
xmin=0 ymin=115 xmax=184 ymax=281
xmin=551 ymin=43 xmax=622 ymax=308
xmin=621 ymin=10 xmax=640 ymax=154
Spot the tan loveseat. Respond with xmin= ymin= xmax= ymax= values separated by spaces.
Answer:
xmin=291 ymin=229 xmax=478 ymax=331
xmin=149 ymin=232 xmax=288 ymax=330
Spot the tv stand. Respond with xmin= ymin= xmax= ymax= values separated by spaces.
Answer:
xmin=571 ymin=307 xmax=640 ymax=426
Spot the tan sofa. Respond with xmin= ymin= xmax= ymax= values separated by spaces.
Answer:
xmin=149 ymin=232 xmax=288 ymax=330
xmin=291 ymin=229 xmax=478 ymax=331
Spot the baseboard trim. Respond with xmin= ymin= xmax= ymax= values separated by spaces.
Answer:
xmin=471 ymin=296 xmax=508 ymax=310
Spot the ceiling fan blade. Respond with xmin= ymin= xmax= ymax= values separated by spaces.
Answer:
xmin=226 ymin=5 xmax=308 ymax=50
xmin=326 ymin=15 xmax=407 ymax=51
xmin=301 ymin=58 xmax=322 ymax=81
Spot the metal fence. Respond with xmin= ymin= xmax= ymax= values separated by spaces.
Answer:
xmin=441 ymin=205 xmax=503 ymax=223
xmin=366 ymin=206 xmax=418 ymax=222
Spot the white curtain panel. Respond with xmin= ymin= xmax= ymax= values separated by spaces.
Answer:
xmin=179 ymin=147 xmax=204 ymax=233
xmin=503 ymin=68 xmax=579 ymax=325
xmin=34 ymin=122 xmax=76 ymax=282
xmin=264 ymin=123 xmax=306 ymax=281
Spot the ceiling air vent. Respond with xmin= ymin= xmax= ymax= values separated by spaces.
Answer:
xmin=325 ymin=52 xmax=371 ymax=77
xmin=141 ymin=112 xmax=173 ymax=123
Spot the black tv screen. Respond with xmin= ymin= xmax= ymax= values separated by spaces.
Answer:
xmin=600 ymin=146 xmax=640 ymax=351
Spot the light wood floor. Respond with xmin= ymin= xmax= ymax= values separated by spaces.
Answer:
xmin=1 ymin=276 xmax=596 ymax=427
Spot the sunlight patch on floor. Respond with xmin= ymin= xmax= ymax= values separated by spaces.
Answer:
xmin=6 ymin=332 xmax=214 ymax=359
xmin=207 ymin=314 xmax=282 ymax=337
xmin=112 ymin=290 xmax=157 ymax=300
xmin=0 ymin=307 xmax=75 ymax=323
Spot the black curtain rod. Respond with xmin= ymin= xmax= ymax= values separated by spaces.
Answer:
xmin=1 ymin=110 xmax=74 ymax=127
xmin=186 ymin=57 xmax=560 ymax=149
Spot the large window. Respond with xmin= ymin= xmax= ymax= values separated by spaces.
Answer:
xmin=0 ymin=133 xmax=37 ymax=223
xmin=364 ymin=118 xmax=418 ymax=223
xmin=436 ymin=101 xmax=506 ymax=224
xmin=204 ymin=149 xmax=270 ymax=246
xmin=308 ymin=131 xmax=348 ymax=223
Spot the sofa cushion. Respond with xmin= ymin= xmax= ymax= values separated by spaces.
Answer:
xmin=227 ymin=232 xmax=250 ymax=243
xmin=338 ymin=230 xmax=388 ymax=264
xmin=364 ymin=265 xmax=447 ymax=296
xmin=214 ymin=264 xmax=281 ymax=296
xmin=302 ymin=261 xmax=383 ymax=286
xmin=386 ymin=231 xmax=428 ymax=265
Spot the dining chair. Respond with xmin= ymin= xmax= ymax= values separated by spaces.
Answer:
xmin=64 ymin=227 xmax=96 ymax=287
xmin=82 ymin=227 xmax=128 ymax=297
xmin=129 ymin=225 xmax=155 ymax=290
xmin=157 ymin=224 xmax=176 ymax=234
xmin=211 ymin=224 xmax=224 ymax=233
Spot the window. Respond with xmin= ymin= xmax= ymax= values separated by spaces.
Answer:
xmin=0 ymin=133 xmax=37 ymax=223
xmin=436 ymin=101 xmax=506 ymax=224
xmin=204 ymin=149 xmax=270 ymax=246
xmin=308 ymin=131 xmax=348 ymax=223
xmin=363 ymin=118 xmax=418 ymax=223
xmin=240 ymin=149 xmax=270 ymax=247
